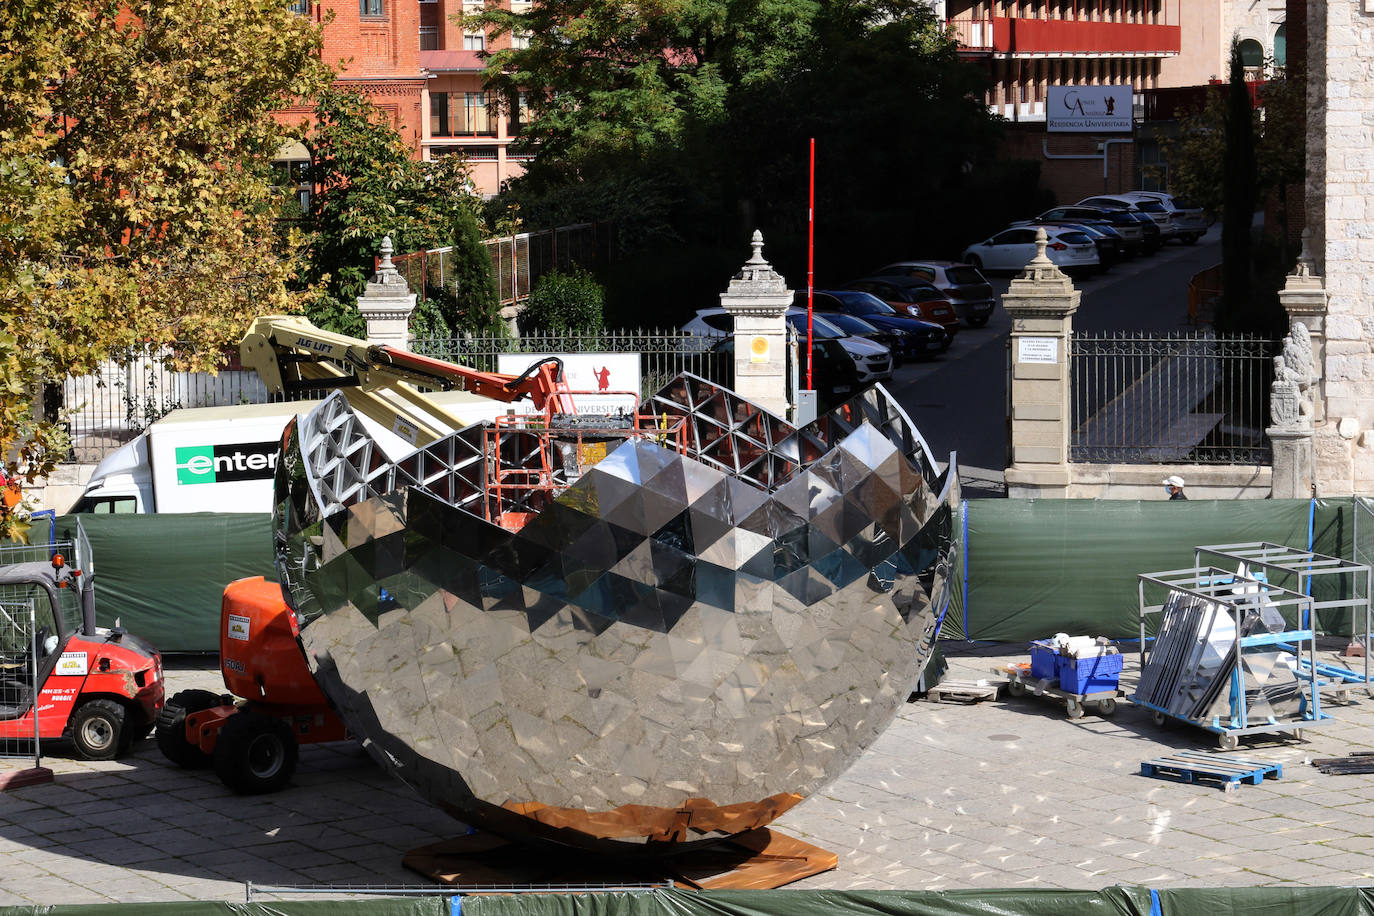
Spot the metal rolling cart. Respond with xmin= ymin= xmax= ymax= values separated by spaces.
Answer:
xmin=1194 ymin=542 xmax=1373 ymax=699
xmin=1001 ymin=664 xmax=1122 ymax=720
xmin=1136 ymin=566 xmax=1330 ymax=750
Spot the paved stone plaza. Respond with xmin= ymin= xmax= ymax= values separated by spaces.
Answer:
xmin=4 ymin=643 xmax=1374 ymax=905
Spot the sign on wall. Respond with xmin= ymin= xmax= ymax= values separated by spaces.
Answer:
xmin=1017 ymin=337 xmax=1058 ymax=364
xmin=497 ymin=353 xmax=641 ymax=414
xmin=1047 ymin=85 xmax=1133 ymax=133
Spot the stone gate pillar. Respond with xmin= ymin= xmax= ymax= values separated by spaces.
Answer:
xmin=720 ymin=231 xmax=792 ymax=416
xmin=357 ymin=236 xmax=416 ymax=349
xmin=1003 ymin=230 xmax=1081 ymax=499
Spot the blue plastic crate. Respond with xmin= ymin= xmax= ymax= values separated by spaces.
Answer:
xmin=1059 ymin=652 xmax=1123 ymax=695
xmin=1029 ymin=641 xmax=1059 ymax=681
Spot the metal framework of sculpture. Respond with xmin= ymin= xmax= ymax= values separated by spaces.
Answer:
xmin=272 ymin=374 xmax=957 ymax=854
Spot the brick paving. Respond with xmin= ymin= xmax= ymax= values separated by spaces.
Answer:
xmin=4 ymin=643 xmax=1374 ymax=905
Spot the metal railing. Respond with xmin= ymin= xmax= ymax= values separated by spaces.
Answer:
xmin=413 ymin=330 xmax=728 ymax=401
xmin=947 ymin=17 xmax=994 ymax=50
xmin=1070 ymin=331 xmax=1276 ymax=465
xmin=388 ymin=223 xmax=612 ymax=310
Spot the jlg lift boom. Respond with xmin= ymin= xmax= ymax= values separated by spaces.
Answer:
xmin=240 ymin=314 xmax=577 ymax=447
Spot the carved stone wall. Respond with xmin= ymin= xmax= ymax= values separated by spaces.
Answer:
xmin=1311 ymin=0 xmax=1374 ymax=495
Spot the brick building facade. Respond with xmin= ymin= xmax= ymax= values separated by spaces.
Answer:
xmin=277 ymin=0 xmax=522 ymax=198
xmin=942 ymin=1 xmax=1287 ymax=206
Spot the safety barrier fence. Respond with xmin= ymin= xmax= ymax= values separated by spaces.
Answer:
xmin=29 ymin=496 xmax=1362 ymax=652
xmin=0 ymin=599 xmax=39 ymax=772
xmin=1186 ymin=262 xmax=1223 ymax=326
xmin=1069 ymin=330 xmax=1275 ymax=465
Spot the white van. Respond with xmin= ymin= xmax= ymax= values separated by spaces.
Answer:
xmin=72 ymin=392 xmax=510 ymax=515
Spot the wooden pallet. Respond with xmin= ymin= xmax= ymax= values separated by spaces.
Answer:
xmin=1140 ymin=750 xmax=1282 ymax=790
xmin=926 ymin=678 xmax=1002 ymax=704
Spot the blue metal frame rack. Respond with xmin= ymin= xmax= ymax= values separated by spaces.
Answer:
xmin=1135 ymin=565 xmax=1330 ymax=750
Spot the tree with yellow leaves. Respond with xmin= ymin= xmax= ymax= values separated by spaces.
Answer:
xmin=0 ymin=0 xmax=332 ymax=539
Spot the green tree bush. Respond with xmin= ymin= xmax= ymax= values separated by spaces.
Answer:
xmin=300 ymin=89 xmax=502 ymax=338
xmin=469 ymin=0 xmax=1001 ymax=320
xmin=521 ymin=269 xmax=606 ymax=334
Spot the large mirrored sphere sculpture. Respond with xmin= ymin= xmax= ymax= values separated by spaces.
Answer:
xmin=273 ymin=376 xmax=958 ymax=854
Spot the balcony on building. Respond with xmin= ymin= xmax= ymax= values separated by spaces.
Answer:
xmin=946 ymin=0 xmax=1181 ymax=57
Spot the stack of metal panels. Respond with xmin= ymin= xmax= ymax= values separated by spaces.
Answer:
xmin=1137 ymin=586 xmax=1301 ymax=725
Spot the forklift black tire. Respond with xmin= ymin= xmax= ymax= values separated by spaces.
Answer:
xmin=71 ymin=698 xmax=127 ymax=760
xmin=214 ymin=712 xmax=297 ymax=795
xmin=156 ymin=689 xmax=222 ymax=769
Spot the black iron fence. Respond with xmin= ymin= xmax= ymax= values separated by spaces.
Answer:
xmin=1070 ymin=331 xmax=1276 ymax=465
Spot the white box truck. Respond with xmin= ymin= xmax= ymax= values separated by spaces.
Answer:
xmin=72 ymin=393 xmax=510 ymax=515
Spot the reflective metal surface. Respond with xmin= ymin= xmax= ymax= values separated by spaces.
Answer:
xmin=274 ymin=376 xmax=957 ymax=853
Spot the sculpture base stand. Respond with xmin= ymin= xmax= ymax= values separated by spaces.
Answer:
xmin=404 ymin=827 xmax=837 ymax=890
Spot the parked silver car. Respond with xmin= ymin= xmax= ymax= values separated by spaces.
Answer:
xmin=1120 ymin=191 xmax=1210 ymax=243
xmin=1078 ymin=193 xmax=1177 ymax=241
xmin=870 ymin=260 xmax=997 ymax=327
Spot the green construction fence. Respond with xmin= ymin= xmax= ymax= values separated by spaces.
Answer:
xmin=6 ymin=886 xmax=1374 ymax=915
xmin=24 ymin=510 xmax=275 ymax=653
xmin=943 ymin=497 xmax=1360 ymax=643
xmin=13 ymin=497 xmax=1372 ymax=653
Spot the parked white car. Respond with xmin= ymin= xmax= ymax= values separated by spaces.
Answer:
xmin=961 ymin=226 xmax=1100 ymax=274
xmin=1119 ymin=191 xmax=1209 ymax=243
xmin=681 ymin=307 xmax=893 ymax=384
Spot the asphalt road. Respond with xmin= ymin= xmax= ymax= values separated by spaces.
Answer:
xmin=883 ymin=225 xmax=1222 ymax=494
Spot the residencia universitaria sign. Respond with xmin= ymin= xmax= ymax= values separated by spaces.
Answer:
xmin=1047 ymin=85 xmax=1133 ymax=133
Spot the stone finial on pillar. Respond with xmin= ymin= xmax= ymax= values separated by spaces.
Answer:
xmin=357 ymin=235 xmax=417 ymax=349
xmin=719 ymin=230 xmax=793 ymax=417
xmin=1002 ymin=228 xmax=1081 ymax=498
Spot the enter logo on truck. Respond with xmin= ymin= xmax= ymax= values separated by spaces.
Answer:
xmin=175 ymin=442 xmax=279 ymax=485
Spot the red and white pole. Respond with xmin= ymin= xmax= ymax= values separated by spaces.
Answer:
xmin=806 ymin=137 xmax=815 ymax=391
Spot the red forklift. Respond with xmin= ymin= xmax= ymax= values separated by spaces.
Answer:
xmin=0 ymin=524 xmax=164 ymax=759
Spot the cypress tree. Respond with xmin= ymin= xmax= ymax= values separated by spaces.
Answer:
xmin=1219 ymin=37 xmax=1257 ymax=331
